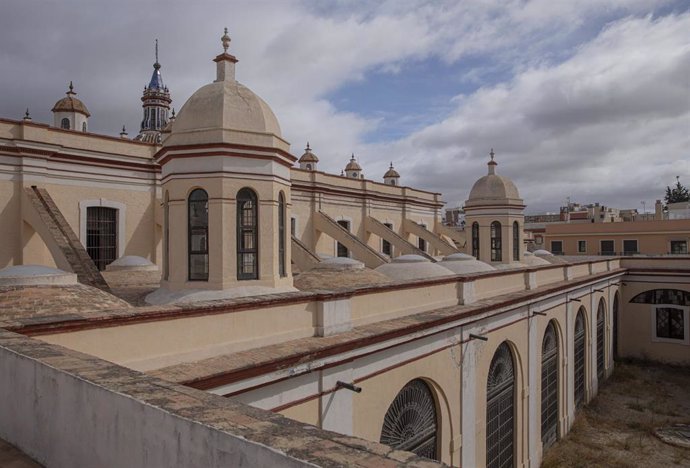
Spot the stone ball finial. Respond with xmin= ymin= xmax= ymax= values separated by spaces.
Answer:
xmin=221 ymin=27 xmax=231 ymax=52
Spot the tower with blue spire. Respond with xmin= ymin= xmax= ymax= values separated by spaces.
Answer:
xmin=135 ymin=40 xmax=172 ymax=143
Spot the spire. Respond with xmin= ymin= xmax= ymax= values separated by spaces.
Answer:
xmin=488 ymin=148 xmax=497 ymax=175
xmin=154 ymin=39 xmax=160 ymax=70
xmin=214 ymin=27 xmax=238 ymax=82
xmin=136 ymin=40 xmax=172 ymax=143
xmin=148 ymin=40 xmax=164 ymax=89
xmin=170 ymin=108 xmax=176 ymax=120
xmin=23 ymin=108 xmax=31 ymax=121
xmin=120 ymin=125 xmax=128 ymax=139
xmin=67 ymin=81 xmax=76 ymax=96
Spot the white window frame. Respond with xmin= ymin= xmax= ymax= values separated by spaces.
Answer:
xmin=79 ymin=199 xmax=126 ymax=259
xmin=650 ymin=305 xmax=689 ymax=345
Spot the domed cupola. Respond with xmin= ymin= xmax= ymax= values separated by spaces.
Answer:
xmin=464 ymin=149 xmax=525 ymax=264
xmin=383 ymin=162 xmax=400 ymax=186
xmin=52 ymin=82 xmax=90 ymax=132
xmin=298 ymin=142 xmax=319 ymax=170
xmin=152 ymin=29 xmax=296 ymax=303
xmin=135 ymin=40 xmax=172 ymax=144
xmin=345 ymin=154 xmax=363 ymax=179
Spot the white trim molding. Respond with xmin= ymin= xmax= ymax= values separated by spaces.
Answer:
xmin=79 ymin=199 xmax=126 ymax=258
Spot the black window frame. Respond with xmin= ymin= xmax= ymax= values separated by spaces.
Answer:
xmin=237 ymin=188 xmax=259 ymax=281
xmin=418 ymin=224 xmax=427 ymax=252
xmin=512 ymin=221 xmax=520 ymax=261
xmin=60 ymin=117 xmax=70 ymax=129
xmin=600 ymin=240 xmax=615 ymax=255
xmin=655 ymin=307 xmax=685 ymax=340
xmin=490 ymin=221 xmax=502 ymax=262
xmin=278 ymin=192 xmax=286 ymax=278
xmin=188 ymin=188 xmax=209 ymax=281
xmin=382 ymin=222 xmax=393 ymax=256
xmin=577 ymin=240 xmax=586 ymax=253
xmin=551 ymin=240 xmax=563 ymax=254
xmin=670 ymin=240 xmax=688 ymax=254
xmin=472 ymin=222 xmax=480 ymax=258
xmin=622 ymin=239 xmax=638 ymax=256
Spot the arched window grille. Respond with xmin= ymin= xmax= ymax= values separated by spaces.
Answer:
xmin=60 ymin=118 xmax=70 ymax=129
xmin=472 ymin=222 xmax=480 ymax=258
xmin=237 ymin=188 xmax=258 ymax=280
xmin=188 ymin=189 xmax=209 ymax=281
xmin=306 ymin=163 xmax=312 ymax=170
xmin=380 ymin=379 xmax=438 ymax=461
xmin=163 ymin=191 xmax=169 ymax=281
xmin=487 ymin=342 xmax=514 ymax=468
xmin=278 ymin=192 xmax=286 ymax=278
xmin=574 ymin=309 xmax=586 ymax=408
xmin=86 ymin=206 xmax=117 ymax=271
xmin=613 ymin=293 xmax=619 ymax=359
xmin=491 ymin=221 xmax=502 ymax=262
xmin=597 ymin=299 xmax=606 ymax=381
xmin=630 ymin=289 xmax=690 ymax=305
xmin=82 ymin=122 xmax=87 ymax=132
xmin=541 ymin=321 xmax=559 ymax=448
xmin=513 ymin=221 xmax=520 ymax=261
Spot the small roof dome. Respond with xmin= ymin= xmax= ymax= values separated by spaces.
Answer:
xmin=438 ymin=253 xmax=495 ymax=274
xmin=383 ymin=162 xmax=400 ymax=178
xmin=51 ymin=82 xmax=90 ymax=117
xmin=466 ymin=149 xmax=521 ymax=204
xmin=522 ymin=251 xmax=552 ymax=266
xmin=345 ymin=154 xmax=362 ymax=171
xmin=299 ymin=143 xmax=319 ymax=163
xmin=375 ymin=255 xmax=454 ymax=281
xmin=295 ymin=258 xmax=391 ymax=291
xmin=533 ymin=249 xmax=553 ymax=256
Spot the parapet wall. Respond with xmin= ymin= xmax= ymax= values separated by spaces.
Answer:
xmin=0 ymin=329 xmax=440 ymax=468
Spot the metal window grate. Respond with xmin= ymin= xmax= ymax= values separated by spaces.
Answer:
xmin=336 ymin=220 xmax=350 ymax=257
xmin=597 ymin=301 xmax=605 ymax=381
xmin=487 ymin=342 xmax=514 ymax=468
xmin=491 ymin=221 xmax=502 ymax=262
xmin=382 ymin=223 xmax=393 ymax=256
xmin=472 ymin=222 xmax=480 ymax=258
xmin=512 ymin=221 xmax=520 ymax=261
xmin=574 ymin=310 xmax=586 ymax=408
xmin=278 ymin=193 xmax=286 ymax=277
xmin=86 ymin=206 xmax=117 ymax=271
xmin=380 ymin=379 xmax=438 ymax=461
xmin=541 ymin=322 xmax=559 ymax=448
xmin=237 ymin=188 xmax=258 ymax=280
xmin=188 ymin=189 xmax=209 ymax=281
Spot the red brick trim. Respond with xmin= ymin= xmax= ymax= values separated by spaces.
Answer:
xmin=156 ymin=142 xmax=297 ymax=165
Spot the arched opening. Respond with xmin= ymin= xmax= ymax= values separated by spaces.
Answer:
xmin=278 ymin=192 xmax=286 ymax=278
xmin=163 ymin=191 xmax=169 ymax=281
xmin=490 ymin=221 xmax=502 ymax=262
xmin=512 ymin=221 xmax=520 ymax=261
xmin=188 ymin=188 xmax=209 ymax=281
xmin=630 ymin=288 xmax=688 ymax=341
xmin=541 ymin=321 xmax=559 ymax=448
xmin=613 ymin=293 xmax=619 ymax=359
xmin=380 ymin=379 xmax=439 ymax=461
xmin=574 ymin=308 xmax=586 ymax=408
xmin=472 ymin=222 xmax=480 ymax=258
xmin=237 ymin=188 xmax=259 ymax=280
xmin=60 ymin=118 xmax=70 ymax=129
xmin=597 ymin=299 xmax=606 ymax=381
xmin=305 ymin=163 xmax=312 ymax=170
xmin=86 ymin=206 xmax=117 ymax=271
xmin=81 ymin=122 xmax=87 ymax=132
xmin=486 ymin=342 xmax=515 ymax=468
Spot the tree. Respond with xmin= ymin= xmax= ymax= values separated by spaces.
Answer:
xmin=664 ymin=177 xmax=690 ymax=205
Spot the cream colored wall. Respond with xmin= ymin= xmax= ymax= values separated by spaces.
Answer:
xmin=473 ymin=272 xmax=525 ymax=300
xmin=278 ymin=397 xmax=320 ymax=427
xmin=21 ymin=221 xmax=56 ymax=267
xmin=353 ymin=349 xmax=460 ymax=466
xmin=0 ymin=179 xmax=21 ymax=268
xmin=39 ymin=301 xmax=316 ymax=371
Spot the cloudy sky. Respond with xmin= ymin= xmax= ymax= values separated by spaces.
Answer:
xmin=1 ymin=0 xmax=688 ymax=213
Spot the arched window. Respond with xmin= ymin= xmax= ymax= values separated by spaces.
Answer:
xmin=541 ymin=321 xmax=559 ymax=448
xmin=472 ymin=222 xmax=480 ymax=258
xmin=512 ymin=221 xmax=520 ymax=261
xmin=188 ymin=189 xmax=209 ymax=281
xmin=306 ymin=163 xmax=312 ymax=170
xmin=278 ymin=192 xmax=286 ymax=278
xmin=163 ymin=191 xmax=169 ymax=281
xmin=380 ymin=379 xmax=438 ymax=461
xmin=613 ymin=293 xmax=619 ymax=359
xmin=597 ymin=299 xmax=606 ymax=381
xmin=60 ymin=118 xmax=70 ymax=129
xmin=390 ymin=179 xmax=396 ymax=186
xmin=574 ymin=308 xmax=586 ymax=408
xmin=82 ymin=122 xmax=87 ymax=132
xmin=487 ymin=342 xmax=514 ymax=468
xmin=237 ymin=188 xmax=258 ymax=280
xmin=491 ymin=221 xmax=502 ymax=262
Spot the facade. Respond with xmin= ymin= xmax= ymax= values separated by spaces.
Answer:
xmin=0 ymin=32 xmax=688 ymax=468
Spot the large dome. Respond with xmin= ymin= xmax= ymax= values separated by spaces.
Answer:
xmin=468 ymin=173 xmax=520 ymax=201
xmin=173 ymin=80 xmax=281 ymax=138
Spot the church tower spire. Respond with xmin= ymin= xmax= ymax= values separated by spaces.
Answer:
xmin=135 ymin=39 xmax=172 ymax=144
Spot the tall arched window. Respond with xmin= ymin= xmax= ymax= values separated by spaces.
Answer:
xmin=574 ymin=308 xmax=586 ymax=408
xmin=82 ymin=122 xmax=87 ymax=132
xmin=380 ymin=379 xmax=438 ymax=460
xmin=613 ymin=293 xmax=619 ymax=359
xmin=597 ymin=299 xmax=606 ymax=381
xmin=487 ymin=342 xmax=514 ymax=468
xmin=472 ymin=222 xmax=480 ymax=258
xmin=60 ymin=118 xmax=70 ymax=129
xmin=163 ymin=191 xmax=169 ymax=281
xmin=188 ymin=188 xmax=209 ymax=281
xmin=541 ymin=321 xmax=559 ymax=448
xmin=513 ymin=221 xmax=520 ymax=261
xmin=278 ymin=192 xmax=286 ymax=278
xmin=237 ymin=188 xmax=258 ymax=280
xmin=491 ymin=221 xmax=502 ymax=262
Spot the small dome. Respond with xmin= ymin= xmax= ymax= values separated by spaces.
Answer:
xmin=466 ymin=150 xmax=521 ymax=204
xmin=533 ymin=249 xmax=553 ymax=256
xmin=51 ymin=82 xmax=90 ymax=117
xmin=375 ymin=256 xmax=454 ymax=281
xmin=0 ymin=265 xmax=77 ymax=287
xmin=438 ymin=254 xmax=495 ymax=274
xmin=295 ymin=259 xmax=390 ymax=291
xmin=522 ymin=251 xmax=552 ymax=266
xmin=383 ymin=162 xmax=400 ymax=178
xmin=299 ymin=143 xmax=319 ymax=163
xmin=345 ymin=155 xmax=362 ymax=171
xmin=106 ymin=255 xmax=158 ymax=272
